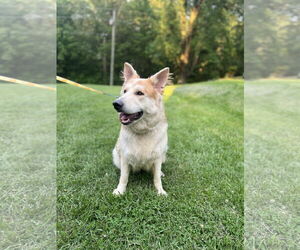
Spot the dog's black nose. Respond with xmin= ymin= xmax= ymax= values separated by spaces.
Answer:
xmin=113 ymin=100 xmax=123 ymax=112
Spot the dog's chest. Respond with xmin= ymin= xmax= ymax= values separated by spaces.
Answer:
xmin=120 ymin=129 xmax=167 ymax=168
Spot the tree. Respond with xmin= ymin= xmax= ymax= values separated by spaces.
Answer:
xmin=149 ymin=0 xmax=243 ymax=82
xmin=57 ymin=0 xmax=244 ymax=84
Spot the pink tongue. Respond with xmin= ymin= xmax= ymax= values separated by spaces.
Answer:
xmin=120 ymin=113 xmax=135 ymax=123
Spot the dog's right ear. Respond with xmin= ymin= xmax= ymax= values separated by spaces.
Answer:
xmin=122 ymin=62 xmax=139 ymax=82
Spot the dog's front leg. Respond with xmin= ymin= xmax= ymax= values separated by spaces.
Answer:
xmin=153 ymin=159 xmax=167 ymax=196
xmin=113 ymin=157 xmax=129 ymax=195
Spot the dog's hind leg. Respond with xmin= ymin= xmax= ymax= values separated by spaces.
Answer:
xmin=153 ymin=159 xmax=167 ymax=196
xmin=161 ymin=154 xmax=166 ymax=177
xmin=112 ymin=148 xmax=120 ymax=169
xmin=151 ymin=166 xmax=164 ymax=177
xmin=162 ymin=154 xmax=166 ymax=164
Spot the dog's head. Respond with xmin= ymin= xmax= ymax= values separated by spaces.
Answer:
xmin=113 ymin=62 xmax=169 ymax=126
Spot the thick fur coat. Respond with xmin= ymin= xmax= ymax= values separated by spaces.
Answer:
xmin=112 ymin=63 xmax=169 ymax=195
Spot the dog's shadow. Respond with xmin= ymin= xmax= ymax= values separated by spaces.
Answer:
xmin=114 ymin=168 xmax=163 ymax=190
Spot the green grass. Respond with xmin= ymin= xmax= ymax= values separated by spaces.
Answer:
xmin=0 ymin=84 xmax=56 ymax=249
xmin=244 ymin=79 xmax=300 ymax=249
xmin=57 ymin=79 xmax=244 ymax=249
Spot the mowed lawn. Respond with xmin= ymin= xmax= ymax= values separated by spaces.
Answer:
xmin=244 ymin=80 xmax=300 ymax=249
xmin=57 ymin=79 xmax=244 ymax=249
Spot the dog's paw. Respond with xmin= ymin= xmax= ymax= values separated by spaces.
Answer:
xmin=113 ymin=188 xmax=125 ymax=196
xmin=161 ymin=171 xmax=165 ymax=177
xmin=157 ymin=189 xmax=168 ymax=196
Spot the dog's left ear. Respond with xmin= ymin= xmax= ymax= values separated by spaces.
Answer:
xmin=150 ymin=67 xmax=169 ymax=94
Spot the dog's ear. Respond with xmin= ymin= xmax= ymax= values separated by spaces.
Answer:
xmin=150 ymin=67 xmax=170 ymax=94
xmin=122 ymin=62 xmax=139 ymax=82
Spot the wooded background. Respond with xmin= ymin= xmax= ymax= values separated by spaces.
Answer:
xmin=1 ymin=0 xmax=298 ymax=84
xmin=57 ymin=0 xmax=244 ymax=85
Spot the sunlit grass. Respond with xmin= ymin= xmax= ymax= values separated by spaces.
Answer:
xmin=57 ymin=79 xmax=243 ymax=248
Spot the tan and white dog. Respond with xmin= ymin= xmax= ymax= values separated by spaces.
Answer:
xmin=112 ymin=63 xmax=169 ymax=196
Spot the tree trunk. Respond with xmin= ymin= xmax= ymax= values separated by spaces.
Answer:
xmin=177 ymin=0 xmax=204 ymax=83
xmin=178 ymin=31 xmax=194 ymax=83
xmin=178 ymin=42 xmax=190 ymax=83
xmin=178 ymin=67 xmax=187 ymax=84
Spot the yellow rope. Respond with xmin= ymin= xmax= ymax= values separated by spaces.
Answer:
xmin=164 ymin=85 xmax=177 ymax=101
xmin=56 ymin=76 xmax=104 ymax=94
xmin=0 ymin=75 xmax=56 ymax=91
xmin=0 ymin=75 xmax=178 ymax=100
xmin=56 ymin=76 xmax=177 ymax=100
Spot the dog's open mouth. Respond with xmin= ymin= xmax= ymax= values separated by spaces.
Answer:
xmin=119 ymin=111 xmax=143 ymax=125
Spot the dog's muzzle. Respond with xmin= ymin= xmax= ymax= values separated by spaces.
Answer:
xmin=113 ymin=99 xmax=143 ymax=125
xmin=113 ymin=99 xmax=123 ymax=112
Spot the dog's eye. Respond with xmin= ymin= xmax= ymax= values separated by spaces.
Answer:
xmin=136 ymin=91 xmax=144 ymax=96
xmin=123 ymin=90 xmax=127 ymax=93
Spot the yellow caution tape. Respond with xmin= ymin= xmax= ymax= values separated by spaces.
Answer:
xmin=0 ymin=75 xmax=56 ymax=91
xmin=164 ymin=85 xmax=177 ymax=101
xmin=57 ymin=76 xmax=177 ymax=100
xmin=0 ymin=75 xmax=178 ymax=100
xmin=56 ymin=76 xmax=105 ymax=95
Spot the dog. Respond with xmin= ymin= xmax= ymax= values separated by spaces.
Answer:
xmin=112 ymin=62 xmax=169 ymax=195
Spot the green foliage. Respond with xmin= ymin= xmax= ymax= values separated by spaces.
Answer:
xmin=244 ymin=0 xmax=300 ymax=78
xmin=57 ymin=0 xmax=244 ymax=84
xmin=0 ymin=0 xmax=55 ymax=83
xmin=57 ymin=80 xmax=244 ymax=248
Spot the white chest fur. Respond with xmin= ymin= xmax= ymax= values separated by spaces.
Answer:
xmin=119 ymin=122 xmax=168 ymax=171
